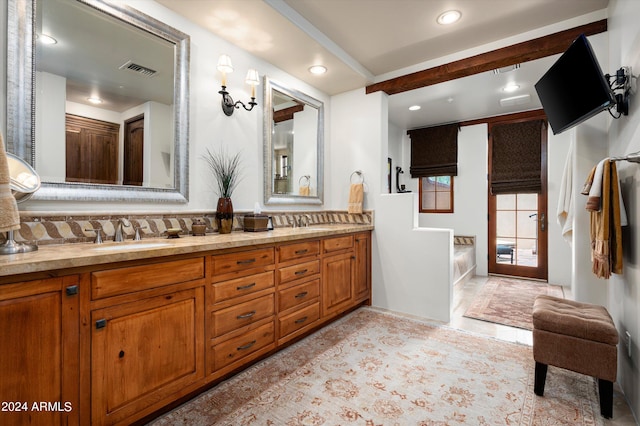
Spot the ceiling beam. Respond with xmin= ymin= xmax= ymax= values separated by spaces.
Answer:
xmin=366 ymin=19 xmax=607 ymax=96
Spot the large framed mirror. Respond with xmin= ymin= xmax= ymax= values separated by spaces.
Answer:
xmin=6 ymin=0 xmax=190 ymax=203
xmin=263 ymin=77 xmax=324 ymax=205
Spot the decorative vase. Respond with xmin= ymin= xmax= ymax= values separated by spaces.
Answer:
xmin=216 ymin=197 xmax=234 ymax=234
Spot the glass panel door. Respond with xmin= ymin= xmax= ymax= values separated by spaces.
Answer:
xmin=489 ymin=191 xmax=547 ymax=279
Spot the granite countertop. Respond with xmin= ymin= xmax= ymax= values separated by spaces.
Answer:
xmin=0 ymin=224 xmax=373 ymax=278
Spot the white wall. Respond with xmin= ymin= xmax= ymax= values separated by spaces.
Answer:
xmin=331 ymin=88 xmax=454 ymax=322
xmin=606 ymin=0 xmax=640 ymax=418
xmin=418 ymin=124 xmax=488 ymax=276
xmin=387 ymin=121 xmax=403 ymax=193
xmin=546 ymin=127 xmax=573 ymax=287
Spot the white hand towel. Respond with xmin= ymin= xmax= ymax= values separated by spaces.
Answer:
xmin=0 ymin=132 xmax=21 ymax=233
xmin=556 ymin=140 xmax=573 ymax=242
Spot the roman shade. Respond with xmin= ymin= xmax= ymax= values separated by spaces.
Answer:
xmin=408 ymin=123 xmax=459 ymax=178
xmin=490 ymin=120 xmax=545 ymax=194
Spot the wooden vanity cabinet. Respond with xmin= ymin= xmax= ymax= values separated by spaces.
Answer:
xmin=0 ymin=276 xmax=80 ymax=426
xmin=321 ymin=232 xmax=372 ymax=319
xmin=89 ymin=258 xmax=206 ymax=426
xmin=276 ymin=240 xmax=322 ymax=344
xmin=322 ymin=235 xmax=355 ymax=318
xmin=208 ymin=247 xmax=276 ymax=377
xmin=353 ymin=232 xmax=371 ymax=303
xmin=0 ymin=229 xmax=371 ymax=426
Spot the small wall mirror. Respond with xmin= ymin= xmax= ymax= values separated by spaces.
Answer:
xmin=263 ymin=77 xmax=324 ymax=205
xmin=6 ymin=0 xmax=190 ymax=203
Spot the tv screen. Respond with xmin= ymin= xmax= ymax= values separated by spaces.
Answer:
xmin=535 ymin=34 xmax=615 ymax=135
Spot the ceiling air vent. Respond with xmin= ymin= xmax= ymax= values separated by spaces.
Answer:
xmin=119 ymin=61 xmax=158 ymax=77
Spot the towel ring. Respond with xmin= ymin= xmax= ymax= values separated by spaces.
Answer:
xmin=350 ymin=170 xmax=364 ymax=184
xmin=298 ymin=175 xmax=311 ymax=187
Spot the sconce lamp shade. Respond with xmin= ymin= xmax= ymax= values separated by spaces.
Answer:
xmin=217 ymin=55 xmax=259 ymax=116
xmin=245 ymin=69 xmax=260 ymax=86
xmin=217 ymin=54 xmax=234 ymax=74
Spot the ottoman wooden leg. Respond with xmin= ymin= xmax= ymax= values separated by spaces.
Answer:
xmin=534 ymin=362 xmax=547 ymax=396
xmin=598 ymin=379 xmax=613 ymax=419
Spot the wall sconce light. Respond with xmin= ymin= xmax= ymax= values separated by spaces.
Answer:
xmin=217 ymin=54 xmax=260 ymax=116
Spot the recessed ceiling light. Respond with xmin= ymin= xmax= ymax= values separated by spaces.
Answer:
xmin=39 ymin=34 xmax=57 ymax=45
xmin=87 ymin=97 xmax=103 ymax=104
xmin=409 ymin=105 xmax=421 ymax=111
xmin=503 ymin=83 xmax=520 ymax=93
xmin=309 ymin=65 xmax=327 ymax=75
xmin=437 ymin=10 xmax=461 ymax=25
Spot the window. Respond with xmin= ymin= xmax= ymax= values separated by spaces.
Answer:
xmin=419 ymin=176 xmax=454 ymax=213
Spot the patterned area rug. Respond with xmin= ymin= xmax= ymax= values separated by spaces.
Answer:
xmin=150 ymin=308 xmax=602 ymax=425
xmin=464 ymin=277 xmax=564 ymax=330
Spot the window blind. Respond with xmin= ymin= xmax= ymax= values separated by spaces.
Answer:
xmin=490 ymin=119 xmax=545 ymax=194
xmin=408 ymin=123 xmax=459 ymax=178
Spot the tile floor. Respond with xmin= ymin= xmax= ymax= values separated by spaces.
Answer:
xmin=450 ymin=275 xmax=637 ymax=425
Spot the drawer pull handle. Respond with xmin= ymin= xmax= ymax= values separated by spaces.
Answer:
xmin=236 ymin=282 xmax=256 ymax=291
xmin=237 ymin=258 xmax=256 ymax=265
xmin=65 ymin=285 xmax=79 ymax=296
xmin=295 ymin=291 xmax=308 ymax=299
xmin=237 ymin=340 xmax=256 ymax=351
xmin=294 ymin=316 xmax=308 ymax=324
xmin=295 ymin=269 xmax=308 ymax=276
xmin=237 ymin=310 xmax=257 ymax=319
xmin=295 ymin=249 xmax=308 ymax=255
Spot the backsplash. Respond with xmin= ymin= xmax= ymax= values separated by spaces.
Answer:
xmin=3 ymin=210 xmax=373 ymax=246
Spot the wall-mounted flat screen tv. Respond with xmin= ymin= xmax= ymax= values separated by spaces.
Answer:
xmin=535 ymin=34 xmax=615 ymax=135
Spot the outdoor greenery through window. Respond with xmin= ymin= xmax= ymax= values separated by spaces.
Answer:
xmin=419 ymin=176 xmax=453 ymax=213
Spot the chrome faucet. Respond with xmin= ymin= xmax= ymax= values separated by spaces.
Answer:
xmin=85 ymin=226 xmax=103 ymax=244
xmin=114 ymin=218 xmax=131 ymax=242
xmin=134 ymin=225 xmax=148 ymax=241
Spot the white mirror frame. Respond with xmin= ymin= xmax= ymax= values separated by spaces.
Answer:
xmin=263 ymin=77 xmax=324 ymax=205
xmin=6 ymin=0 xmax=190 ymax=203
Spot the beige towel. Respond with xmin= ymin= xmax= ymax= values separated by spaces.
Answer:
xmin=0 ymin=132 xmax=21 ymax=233
xmin=588 ymin=160 xmax=624 ymax=278
xmin=299 ymin=186 xmax=310 ymax=196
xmin=347 ymin=183 xmax=363 ymax=214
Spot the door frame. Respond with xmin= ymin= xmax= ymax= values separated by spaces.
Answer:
xmin=487 ymin=113 xmax=548 ymax=280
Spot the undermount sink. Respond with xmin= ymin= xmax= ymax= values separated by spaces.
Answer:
xmin=90 ymin=242 xmax=173 ymax=251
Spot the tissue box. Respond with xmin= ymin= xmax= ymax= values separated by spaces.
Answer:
xmin=243 ymin=214 xmax=269 ymax=232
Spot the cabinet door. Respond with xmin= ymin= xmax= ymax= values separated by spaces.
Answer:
xmin=0 ymin=277 xmax=79 ymax=426
xmin=321 ymin=252 xmax=354 ymax=318
xmin=354 ymin=233 xmax=371 ymax=302
xmin=91 ymin=287 xmax=204 ymax=425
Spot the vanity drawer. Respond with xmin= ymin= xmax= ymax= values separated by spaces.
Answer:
xmin=211 ymin=271 xmax=274 ymax=304
xmin=211 ymin=248 xmax=274 ymax=276
xmin=91 ymin=258 xmax=205 ymax=299
xmin=212 ymin=294 xmax=275 ymax=337
xmin=212 ymin=321 xmax=275 ymax=371
xmin=278 ymin=260 xmax=320 ymax=284
xmin=278 ymin=240 xmax=320 ymax=263
xmin=323 ymin=235 xmax=354 ymax=253
xmin=278 ymin=279 xmax=319 ymax=312
xmin=278 ymin=302 xmax=320 ymax=338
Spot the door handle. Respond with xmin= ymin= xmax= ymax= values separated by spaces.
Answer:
xmin=540 ymin=213 xmax=546 ymax=232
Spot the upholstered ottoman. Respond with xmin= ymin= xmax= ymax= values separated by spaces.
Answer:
xmin=532 ymin=295 xmax=618 ymax=419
